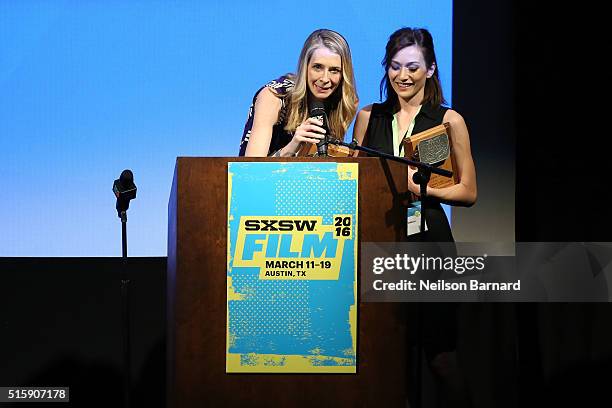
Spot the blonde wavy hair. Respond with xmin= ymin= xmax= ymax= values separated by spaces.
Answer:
xmin=283 ymin=29 xmax=358 ymax=140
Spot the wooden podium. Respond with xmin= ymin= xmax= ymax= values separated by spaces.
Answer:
xmin=168 ymin=157 xmax=410 ymax=407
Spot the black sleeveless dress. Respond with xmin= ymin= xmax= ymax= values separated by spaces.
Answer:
xmin=363 ymin=101 xmax=458 ymax=364
xmin=362 ymin=101 xmax=454 ymax=242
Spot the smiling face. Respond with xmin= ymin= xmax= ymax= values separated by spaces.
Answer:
xmin=307 ymin=47 xmax=342 ymax=101
xmin=388 ymin=44 xmax=435 ymax=103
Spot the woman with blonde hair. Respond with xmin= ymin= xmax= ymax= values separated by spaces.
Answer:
xmin=239 ymin=29 xmax=358 ymax=157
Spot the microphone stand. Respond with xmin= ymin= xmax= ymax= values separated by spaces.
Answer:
xmin=328 ymin=139 xmax=452 ymax=408
xmin=119 ymin=210 xmax=131 ymax=408
xmin=327 ymin=139 xmax=452 ymax=226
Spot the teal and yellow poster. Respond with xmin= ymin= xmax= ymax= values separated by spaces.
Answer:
xmin=227 ymin=162 xmax=358 ymax=373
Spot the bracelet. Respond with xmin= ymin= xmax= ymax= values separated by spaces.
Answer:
xmin=270 ymin=146 xmax=299 ymax=158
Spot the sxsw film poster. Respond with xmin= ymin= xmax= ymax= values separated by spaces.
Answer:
xmin=226 ymin=162 xmax=358 ymax=373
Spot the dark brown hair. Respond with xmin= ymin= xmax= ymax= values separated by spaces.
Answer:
xmin=380 ymin=27 xmax=446 ymax=108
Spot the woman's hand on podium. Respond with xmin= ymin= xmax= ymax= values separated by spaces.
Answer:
xmin=408 ymin=165 xmax=422 ymax=196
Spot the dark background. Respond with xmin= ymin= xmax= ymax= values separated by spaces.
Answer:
xmin=2 ymin=1 xmax=610 ymax=407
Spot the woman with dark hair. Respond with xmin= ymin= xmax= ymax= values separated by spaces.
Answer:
xmin=353 ymin=27 xmax=475 ymax=407
xmin=353 ymin=27 xmax=476 ymax=241
xmin=239 ymin=29 xmax=358 ymax=157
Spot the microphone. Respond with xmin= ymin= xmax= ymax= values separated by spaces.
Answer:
xmin=113 ymin=169 xmax=137 ymax=217
xmin=308 ymin=99 xmax=329 ymax=156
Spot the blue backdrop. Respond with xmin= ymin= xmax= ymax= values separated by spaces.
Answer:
xmin=0 ymin=0 xmax=452 ymax=256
